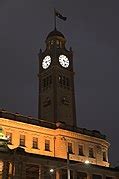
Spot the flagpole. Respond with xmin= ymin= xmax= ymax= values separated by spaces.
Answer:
xmin=54 ymin=8 xmax=56 ymax=30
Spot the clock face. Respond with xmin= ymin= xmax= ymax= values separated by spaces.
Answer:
xmin=42 ymin=55 xmax=51 ymax=69
xmin=59 ymin=55 xmax=69 ymax=68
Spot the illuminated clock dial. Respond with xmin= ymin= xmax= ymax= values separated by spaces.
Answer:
xmin=59 ymin=55 xmax=69 ymax=68
xmin=42 ymin=55 xmax=51 ymax=69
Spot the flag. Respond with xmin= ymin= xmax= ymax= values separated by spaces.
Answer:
xmin=55 ymin=9 xmax=67 ymax=21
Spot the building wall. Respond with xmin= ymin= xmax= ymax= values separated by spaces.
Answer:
xmin=55 ymin=129 xmax=109 ymax=167
xmin=0 ymin=117 xmax=109 ymax=167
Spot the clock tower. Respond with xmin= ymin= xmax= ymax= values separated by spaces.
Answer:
xmin=38 ymin=29 xmax=76 ymax=127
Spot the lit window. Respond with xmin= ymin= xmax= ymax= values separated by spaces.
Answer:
xmin=56 ymin=40 xmax=60 ymax=48
xmin=51 ymin=40 xmax=54 ymax=45
xmin=32 ymin=137 xmax=38 ymax=149
xmin=68 ymin=142 xmax=73 ymax=154
xmin=103 ymin=151 xmax=107 ymax=161
xmin=6 ymin=132 xmax=12 ymax=145
xmin=45 ymin=139 xmax=50 ymax=151
xmin=78 ymin=145 xmax=84 ymax=156
xmin=58 ymin=75 xmax=62 ymax=84
xmin=89 ymin=147 xmax=94 ymax=158
xmin=20 ymin=135 xmax=25 ymax=147
xmin=56 ymin=40 xmax=59 ymax=45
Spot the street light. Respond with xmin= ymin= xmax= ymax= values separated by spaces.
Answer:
xmin=84 ymin=160 xmax=90 ymax=164
xmin=62 ymin=137 xmax=91 ymax=179
xmin=49 ymin=168 xmax=54 ymax=173
xmin=39 ymin=168 xmax=55 ymax=178
xmin=62 ymin=136 xmax=70 ymax=179
xmin=49 ymin=160 xmax=90 ymax=179
xmin=67 ymin=151 xmax=70 ymax=179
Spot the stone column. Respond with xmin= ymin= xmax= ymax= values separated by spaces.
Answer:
xmin=38 ymin=165 xmax=42 ymax=179
xmin=87 ymin=173 xmax=92 ymax=179
xmin=10 ymin=161 xmax=15 ymax=179
xmin=56 ymin=169 xmax=60 ymax=179
xmin=0 ymin=161 xmax=3 ymax=179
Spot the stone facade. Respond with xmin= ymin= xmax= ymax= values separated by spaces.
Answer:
xmin=0 ymin=110 xmax=109 ymax=167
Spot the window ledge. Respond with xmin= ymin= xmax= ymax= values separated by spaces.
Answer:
xmin=44 ymin=150 xmax=51 ymax=152
xmin=78 ymin=154 xmax=85 ymax=156
xmin=89 ymin=156 xmax=95 ymax=159
xmin=19 ymin=145 xmax=26 ymax=147
xmin=32 ymin=147 xmax=40 ymax=150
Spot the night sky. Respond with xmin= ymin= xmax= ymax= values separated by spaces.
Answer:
xmin=0 ymin=0 xmax=119 ymax=166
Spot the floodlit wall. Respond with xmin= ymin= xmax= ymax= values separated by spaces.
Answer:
xmin=0 ymin=117 xmax=109 ymax=167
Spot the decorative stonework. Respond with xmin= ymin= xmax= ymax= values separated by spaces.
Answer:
xmin=0 ymin=116 xmax=109 ymax=167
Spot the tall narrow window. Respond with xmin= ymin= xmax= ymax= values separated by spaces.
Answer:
xmin=32 ymin=137 xmax=38 ymax=149
xmin=45 ymin=139 xmax=50 ymax=151
xmin=51 ymin=40 xmax=54 ymax=45
xmin=46 ymin=77 xmax=49 ymax=86
xmin=103 ymin=151 xmax=107 ymax=161
xmin=68 ymin=142 xmax=73 ymax=154
xmin=56 ymin=40 xmax=59 ymax=45
xmin=58 ymin=76 xmax=62 ymax=84
xmin=78 ymin=145 xmax=84 ymax=156
xmin=20 ymin=135 xmax=25 ymax=147
xmin=62 ymin=76 xmax=65 ymax=85
xmin=6 ymin=132 xmax=12 ymax=145
xmin=66 ymin=78 xmax=69 ymax=87
xmin=49 ymin=75 xmax=52 ymax=84
xmin=56 ymin=40 xmax=60 ymax=48
xmin=43 ymin=78 xmax=46 ymax=88
xmin=89 ymin=147 xmax=94 ymax=158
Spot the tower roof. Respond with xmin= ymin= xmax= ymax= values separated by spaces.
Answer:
xmin=46 ymin=29 xmax=65 ymax=39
